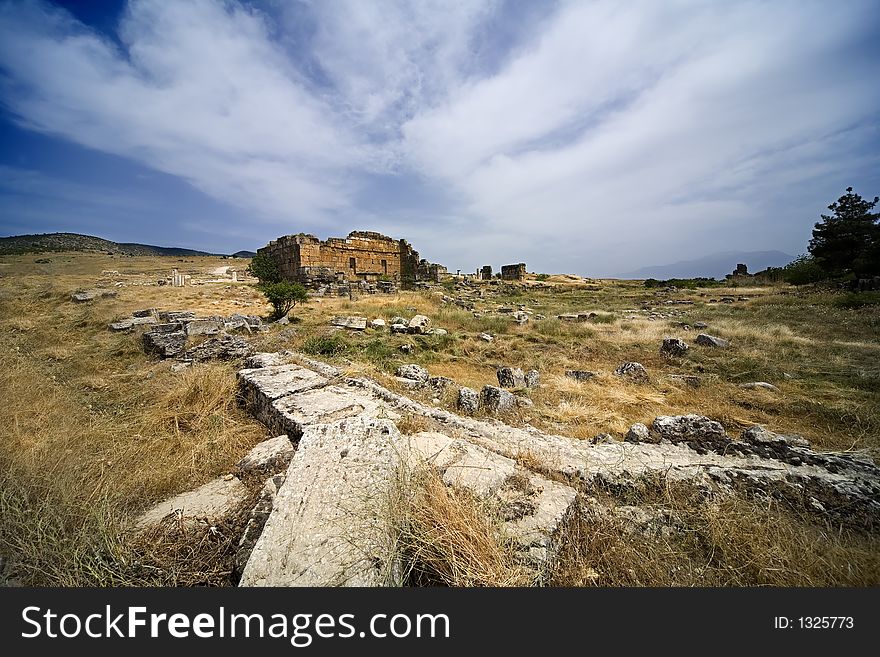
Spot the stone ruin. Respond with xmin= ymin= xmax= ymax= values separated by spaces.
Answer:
xmin=501 ymin=263 xmax=527 ymax=281
xmin=170 ymin=269 xmax=191 ymax=287
xmin=258 ymin=231 xmax=445 ymax=289
xmin=477 ymin=263 xmax=527 ymax=281
xmin=133 ymin=350 xmax=880 ymax=587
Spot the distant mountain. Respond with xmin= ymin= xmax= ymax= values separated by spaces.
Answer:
xmin=0 ymin=232 xmax=233 ymax=257
xmin=619 ymin=250 xmax=794 ymax=280
xmin=231 ymin=250 xmax=257 ymax=258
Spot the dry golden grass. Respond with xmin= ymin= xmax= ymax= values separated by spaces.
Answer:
xmin=2 ymin=252 xmax=878 ymax=586
xmin=0 ymin=253 xmax=269 ymax=585
xmin=390 ymin=466 xmax=533 ymax=587
xmin=548 ymin=484 xmax=880 ymax=587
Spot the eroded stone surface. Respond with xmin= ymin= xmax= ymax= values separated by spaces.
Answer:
xmin=233 ymin=353 xmax=880 ymax=587
xmin=237 ymin=435 xmax=295 ymax=473
xmin=134 ymin=476 xmax=249 ymax=530
xmin=238 ymin=364 xmax=329 ymax=431
xmin=270 ymin=385 xmax=399 ymax=438
xmin=695 ymin=334 xmax=729 ymax=348
xmin=239 ymin=418 xmax=402 ymax=587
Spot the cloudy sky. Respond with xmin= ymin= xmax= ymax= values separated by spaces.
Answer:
xmin=0 ymin=0 xmax=878 ymax=276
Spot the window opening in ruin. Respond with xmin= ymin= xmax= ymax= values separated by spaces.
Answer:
xmin=381 ymin=259 xmax=387 ymax=275
xmin=349 ymin=257 xmax=356 ymax=270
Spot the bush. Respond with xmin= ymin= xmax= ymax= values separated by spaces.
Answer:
xmin=643 ymin=277 xmax=721 ymax=289
xmin=783 ymin=254 xmax=825 ymax=286
xmin=832 ymin=291 xmax=880 ymax=309
xmin=260 ymin=281 xmax=308 ymax=319
xmin=302 ymin=335 xmax=350 ymax=357
xmin=535 ymin=274 xmax=550 ymax=281
xmin=247 ymin=253 xmax=281 ymax=284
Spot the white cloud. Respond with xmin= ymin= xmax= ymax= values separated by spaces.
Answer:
xmin=0 ymin=0 xmax=878 ymax=274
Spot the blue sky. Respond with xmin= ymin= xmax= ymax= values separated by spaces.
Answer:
xmin=0 ymin=0 xmax=878 ymax=275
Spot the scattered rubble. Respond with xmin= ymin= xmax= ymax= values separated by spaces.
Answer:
xmin=330 ymin=316 xmax=367 ymax=330
xmin=565 ymin=370 xmax=598 ymax=382
xmin=497 ymin=367 xmax=526 ymax=388
xmin=71 ymin=289 xmax=117 ymax=303
xmin=739 ymin=382 xmax=780 ymax=392
xmin=138 ymin=351 xmax=880 ymax=587
xmin=613 ymin=362 xmax=649 ymax=382
xmin=659 ymin=337 xmax=689 ymax=358
xmin=695 ymin=333 xmax=730 ymax=348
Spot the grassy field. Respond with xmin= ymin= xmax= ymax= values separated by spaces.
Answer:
xmin=1 ymin=252 xmax=878 ymax=586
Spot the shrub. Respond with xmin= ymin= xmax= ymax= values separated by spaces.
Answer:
xmin=246 ymin=253 xmax=281 ymax=284
xmin=832 ymin=291 xmax=880 ymax=309
xmin=303 ymin=335 xmax=350 ymax=357
xmin=260 ymin=281 xmax=308 ymax=320
xmin=783 ymin=254 xmax=825 ymax=286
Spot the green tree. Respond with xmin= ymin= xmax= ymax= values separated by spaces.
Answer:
xmin=247 ymin=253 xmax=282 ymax=284
xmin=782 ymin=254 xmax=824 ymax=286
xmin=808 ymin=187 xmax=879 ymax=278
xmin=261 ymin=281 xmax=308 ymax=320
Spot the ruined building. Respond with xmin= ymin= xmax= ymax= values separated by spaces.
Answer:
xmin=501 ymin=263 xmax=527 ymax=281
xmin=258 ymin=231 xmax=444 ymax=287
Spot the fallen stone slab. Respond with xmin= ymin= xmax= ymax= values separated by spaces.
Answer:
xmin=396 ymin=364 xmax=429 ymax=384
xmin=236 ymin=435 xmax=295 ymax=473
xmin=239 ymin=418 xmax=403 ymax=586
xmin=739 ymin=382 xmax=779 ymax=392
xmin=270 ymin=385 xmax=400 ymax=438
xmin=184 ymin=334 xmax=251 ymax=361
xmin=651 ymin=415 xmax=729 ymax=452
xmin=246 ymin=355 xmax=880 ymax=536
xmin=109 ymin=316 xmax=157 ymax=331
xmin=72 ymin=289 xmax=117 ymax=303
xmin=695 ymin=333 xmax=729 ymax=348
xmin=245 ymin=351 xmax=294 ymax=369
xmin=142 ymin=330 xmax=187 ymax=358
xmin=185 ymin=319 xmax=224 ymax=336
xmin=159 ymin=311 xmax=196 ymax=322
xmin=238 ymin=364 xmax=329 ymax=430
xmin=134 ymin=475 xmax=249 ymax=531
xmin=330 ymin=316 xmax=368 ymax=330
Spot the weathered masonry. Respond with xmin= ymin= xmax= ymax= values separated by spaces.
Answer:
xmin=501 ymin=263 xmax=526 ymax=281
xmin=258 ymin=231 xmax=444 ymax=286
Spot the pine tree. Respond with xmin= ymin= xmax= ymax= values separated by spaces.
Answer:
xmin=808 ymin=187 xmax=879 ymax=278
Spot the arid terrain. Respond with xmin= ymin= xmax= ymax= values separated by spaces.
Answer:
xmin=1 ymin=252 xmax=878 ymax=586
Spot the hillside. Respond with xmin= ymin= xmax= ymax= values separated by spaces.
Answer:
xmin=620 ymin=250 xmax=793 ymax=280
xmin=0 ymin=232 xmax=222 ymax=257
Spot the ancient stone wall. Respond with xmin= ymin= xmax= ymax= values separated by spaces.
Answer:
xmin=501 ymin=263 xmax=526 ymax=281
xmin=258 ymin=231 xmax=439 ymax=286
xmin=480 ymin=265 xmax=493 ymax=280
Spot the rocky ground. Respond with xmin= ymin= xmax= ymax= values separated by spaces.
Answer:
xmin=1 ymin=252 xmax=878 ymax=586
